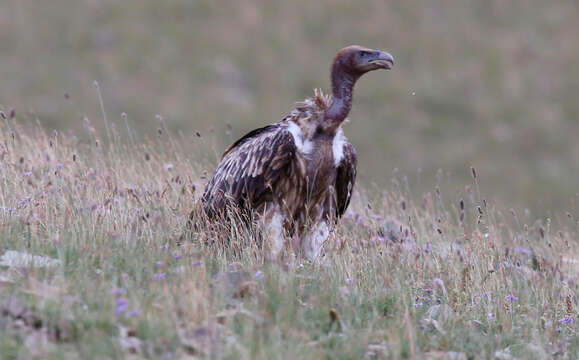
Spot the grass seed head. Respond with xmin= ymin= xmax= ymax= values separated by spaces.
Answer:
xmin=471 ymin=166 xmax=477 ymax=179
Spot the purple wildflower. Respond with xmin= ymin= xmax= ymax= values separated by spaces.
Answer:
xmin=431 ymin=278 xmax=444 ymax=288
xmin=345 ymin=278 xmax=352 ymax=284
xmin=476 ymin=292 xmax=490 ymax=299
xmin=370 ymin=236 xmax=387 ymax=244
xmin=505 ymin=294 xmax=518 ymax=302
xmin=16 ymin=196 xmax=31 ymax=208
xmin=128 ymin=309 xmax=141 ymax=318
xmin=513 ymin=247 xmax=533 ymax=256
xmin=152 ymin=272 xmax=166 ymax=281
xmin=413 ymin=302 xmax=423 ymax=308
xmin=111 ymin=288 xmax=125 ymax=297
xmin=161 ymin=353 xmax=173 ymax=359
xmin=558 ymin=317 xmax=574 ymax=325
xmin=423 ymin=288 xmax=434 ymax=295
xmin=156 ymin=261 xmax=164 ymax=268
xmin=56 ymin=163 xmax=63 ymax=170
xmin=254 ymin=271 xmax=265 ymax=280
xmin=0 ymin=206 xmax=14 ymax=214
xmin=173 ymin=254 xmax=181 ymax=260
xmin=192 ymin=260 xmax=203 ymax=267
xmin=115 ymin=298 xmax=128 ymax=315
xmin=487 ymin=313 xmax=495 ymax=319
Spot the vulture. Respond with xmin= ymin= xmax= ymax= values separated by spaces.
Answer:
xmin=202 ymin=45 xmax=394 ymax=260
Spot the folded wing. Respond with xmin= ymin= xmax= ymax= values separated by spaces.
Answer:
xmin=202 ymin=124 xmax=297 ymax=216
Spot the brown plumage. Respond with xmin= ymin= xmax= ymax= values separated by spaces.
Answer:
xmin=201 ymin=45 xmax=394 ymax=260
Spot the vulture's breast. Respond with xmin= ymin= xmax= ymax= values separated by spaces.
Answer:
xmin=303 ymin=134 xmax=338 ymax=198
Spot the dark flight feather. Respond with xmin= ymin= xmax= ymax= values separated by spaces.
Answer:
xmin=334 ymin=143 xmax=357 ymax=217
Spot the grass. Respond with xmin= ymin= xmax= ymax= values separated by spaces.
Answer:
xmin=0 ymin=117 xmax=576 ymax=359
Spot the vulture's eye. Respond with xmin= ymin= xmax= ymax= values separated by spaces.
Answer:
xmin=360 ymin=51 xmax=371 ymax=57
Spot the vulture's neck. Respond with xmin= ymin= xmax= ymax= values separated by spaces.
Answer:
xmin=325 ymin=62 xmax=360 ymax=131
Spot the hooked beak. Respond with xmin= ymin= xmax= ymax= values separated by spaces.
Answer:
xmin=369 ymin=51 xmax=394 ymax=70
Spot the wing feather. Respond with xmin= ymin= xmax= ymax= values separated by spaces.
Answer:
xmin=221 ymin=124 xmax=278 ymax=159
xmin=202 ymin=123 xmax=296 ymax=216
xmin=334 ymin=142 xmax=357 ymax=217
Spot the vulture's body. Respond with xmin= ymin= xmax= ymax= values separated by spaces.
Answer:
xmin=201 ymin=46 xmax=393 ymax=260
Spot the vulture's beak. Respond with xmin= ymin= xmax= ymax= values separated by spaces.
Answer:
xmin=369 ymin=51 xmax=394 ymax=70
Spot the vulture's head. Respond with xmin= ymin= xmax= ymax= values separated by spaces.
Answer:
xmin=333 ymin=45 xmax=394 ymax=75
xmin=326 ymin=45 xmax=394 ymax=124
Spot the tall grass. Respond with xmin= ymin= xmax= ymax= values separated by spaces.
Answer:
xmin=0 ymin=116 xmax=576 ymax=359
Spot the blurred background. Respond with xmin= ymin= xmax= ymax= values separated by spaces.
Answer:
xmin=1 ymin=0 xmax=578 ymax=215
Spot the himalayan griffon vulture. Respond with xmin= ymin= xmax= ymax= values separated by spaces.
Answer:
xmin=201 ymin=45 xmax=394 ymax=260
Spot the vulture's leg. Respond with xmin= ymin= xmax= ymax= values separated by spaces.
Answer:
xmin=302 ymin=220 xmax=330 ymax=261
xmin=259 ymin=204 xmax=286 ymax=260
